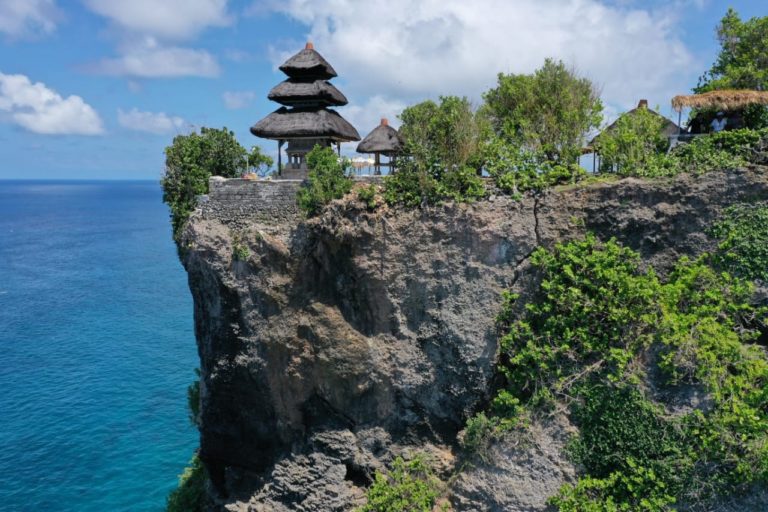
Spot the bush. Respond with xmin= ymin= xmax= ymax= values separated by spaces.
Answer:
xmin=162 ymin=127 xmax=248 ymax=240
xmin=356 ymin=184 xmax=379 ymax=210
xmin=491 ymin=236 xmax=768 ymax=510
xmin=486 ymin=140 xmax=585 ymax=196
xmin=709 ymin=202 xmax=768 ymax=281
xmin=384 ymin=97 xmax=487 ymax=206
xmin=595 ymin=107 xmax=669 ymax=175
xmin=357 ymin=455 xmax=445 ymax=512
xmin=167 ymin=453 xmax=207 ymax=512
xmin=296 ymin=145 xmax=353 ymax=216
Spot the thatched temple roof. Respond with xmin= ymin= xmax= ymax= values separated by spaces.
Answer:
xmin=250 ymin=107 xmax=360 ymax=142
xmin=672 ymin=90 xmax=768 ymax=112
xmin=588 ymin=99 xmax=679 ymax=147
xmin=279 ymin=42 xmax=337 ymax=79
xmin=357 ymin=118 xmax=404 ymax=154
xmin=268 ymin=79 xmax=348 ymax=107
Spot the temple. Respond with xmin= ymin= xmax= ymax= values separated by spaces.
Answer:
xmin=250 ymin=43 xmax=360 ymax=179
xmin=357 ymin=118 xmax=404 ymax=174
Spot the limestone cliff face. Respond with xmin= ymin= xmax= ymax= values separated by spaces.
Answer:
xmin=182 ymin=168 xmax=768 ymax=511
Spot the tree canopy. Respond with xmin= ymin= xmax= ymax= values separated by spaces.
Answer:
xmin=162 ymin=127 xmax=249 ymax=240
xmin=696 ymin=8 xmax=768 ymax=93
xmin=482 ymin=59 xmax=603 ymax=163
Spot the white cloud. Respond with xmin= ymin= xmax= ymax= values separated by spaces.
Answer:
xmin=266 ymin=0 xmax=698 ymax=116
xmin=0 ymin=72 xmax=104 ymax=135
xmin=0 ymin=0 xmax=60 ymax=38
xmin=82 ymin=0 xmax=231 ymax=40
xmin=82 ymin=1 xmax=228 ymax=80
xmin=222 ymin=90 xmax=256 ymax=109
xmin=117 ymin=107 xmax=186 ymax=134
xmin=343 ymin=95 xmax=407 ymax=134
xmin=93 ymin=40 xmax=220 ymax=77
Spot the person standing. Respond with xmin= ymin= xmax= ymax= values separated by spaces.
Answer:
xmin=710 ymin=111 xmax=728 ymax=132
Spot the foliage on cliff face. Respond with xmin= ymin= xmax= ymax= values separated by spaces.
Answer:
xmin=357 ymin=455 xmax=446 ymax=512
xmin=162 ymin=127 xmax=249 ymax=239
xmin=482 ymin=59 xmax=603 ymax=164
xmin=297 ymin=145 xmax=353 ymax=216
xmin=709 ymin=201 xmax=768 ymax=281
xmin=486 ymin=235 xmax=768 ymax=510
xmin=166 ymin=453 xmax=207 ymax=512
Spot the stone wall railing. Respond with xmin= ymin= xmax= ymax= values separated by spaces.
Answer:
xmin=199 ymin=177 xmax=303 ymax=228
xmin=198 ymin=175 xmax=387 ymax=228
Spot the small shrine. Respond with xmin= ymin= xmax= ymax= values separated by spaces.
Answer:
xmin=357 ymin=118 xmax=404 ymax=174
xmin=250 ymin=43 xmax=360 ymax=178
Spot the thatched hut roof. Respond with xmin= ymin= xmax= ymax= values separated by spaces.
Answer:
xmin=268 ymin=79 xmax=348 ymax=107
xmin=588 ymin=99 xmax=680 ymax=147
xmin=279 ymin=42 xmax=337 ymax=79
xmin=357 ymin=118 xmax=404 ymax=154
xmin=672 ymin=90 xmax=768 ymax=112
xmin=250 ymin=107 xmax=360 ymax=142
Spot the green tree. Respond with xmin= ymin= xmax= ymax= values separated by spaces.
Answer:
xmin=247 ymin=145 xmax=274 ymax=176
xmin=385 ymin=96 xmax=487 ymax=206
xmin=697 ymin=9 xmax=768 ymax=92
xmin=483 ymin=59 xmax=603 ymax=163
xmin=594 ymin=107 xmax=669 ymax=175
xmin=696 ymin=9 xmax=768 ymax=128
xmin=296 ymin=145 xmax=353 ymax=216
xmin=162 ymin=127 xmax=248 ymax=240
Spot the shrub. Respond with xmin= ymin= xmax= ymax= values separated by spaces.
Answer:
xmin=384 ymin=97 xmax=487 ymax=206
xmin=356 ymin=184 xmax=379 ymax=210
xmin=296 ymin=145 xmax=353 ymax=216
xmin=486 ymin=140 xmax=585 ymax=195
xmin=709 ymin=202 xmax=768 ymax=281
xmin=594 ymin=107 xmax=669 ymax=175
xmin=167 ymin=453 xmax=207 ymax=512
xmin=491 ymin=236 xmax=768 ymax=510
xmin=357 ymin=455 xmax=445 ymax=512
xmin=162 ymin=127 xmax=248 ymax=240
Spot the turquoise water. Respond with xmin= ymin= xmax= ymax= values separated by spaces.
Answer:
xmin=0 ymin=181 xmax=198 ymax=511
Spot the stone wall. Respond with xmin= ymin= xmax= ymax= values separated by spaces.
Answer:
xmin=199 ymin=177 xmax=303 ymax=228
xmin=199 ymin=175 xmax=386 ymax=228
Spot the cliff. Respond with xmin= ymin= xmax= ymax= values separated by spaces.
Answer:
xmin=181 ymin=167 xmax=768 ymax=511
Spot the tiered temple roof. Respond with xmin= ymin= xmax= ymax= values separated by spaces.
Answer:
xmin=250 ymin=43 xmax=360 ymax=144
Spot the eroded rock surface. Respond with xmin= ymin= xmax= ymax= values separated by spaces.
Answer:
xmin=182 ymin=168 xmax=768 ymax=511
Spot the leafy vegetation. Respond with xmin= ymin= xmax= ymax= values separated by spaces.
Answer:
xmin=697 ymin=9 xmax=768 ymax=94
xmin=357 ymin=455 xmax=446 ymax=512
xmin=246 ymin=145 xmax=274 ymax=176
xmin=483 ymin=59 xmax=603 ymax=164
xmin=594 ymin=106 xmax=669 ymax=175
xmin=384 ymin=96 xmax=487 ymax=206
xmin=162 ymin=127 xmax=252 ymax=240
xmin=166 ymin=453 xmax=207 ymax=512
xmin=484 ymin=140 xmax=585 ymax=196
xmin=356 ymin=183 xmax=379 ymax=210
xmin=709 ymin=201 xmax=768 ymax=281
xmin=483 ymin=235 xmax=768 ymax=510
xmin=297 ymin=145 xmax=353 ymax=216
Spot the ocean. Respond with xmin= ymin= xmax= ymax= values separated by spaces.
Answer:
xmin=0 ymin=181 xmax=198 ymax=511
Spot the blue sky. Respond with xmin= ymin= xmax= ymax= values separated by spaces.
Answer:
xmin=0 ymin=0 xmax=764 ymax=179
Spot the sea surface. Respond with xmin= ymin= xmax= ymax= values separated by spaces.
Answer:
xmin=0 ymin=181 xmax=198 ymax=511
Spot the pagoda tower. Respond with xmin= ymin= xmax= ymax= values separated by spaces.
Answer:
xmin=250 ymin=42 xmax=360 ymax=178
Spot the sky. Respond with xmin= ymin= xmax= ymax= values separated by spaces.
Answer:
xmin=0 ymin=0 xmax=764 ymax=179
